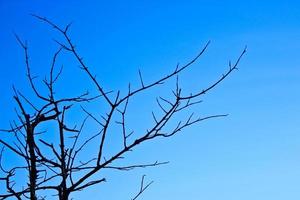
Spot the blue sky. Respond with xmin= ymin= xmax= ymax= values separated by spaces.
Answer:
xmin=0 ymin=1 xmax=300 ymax=199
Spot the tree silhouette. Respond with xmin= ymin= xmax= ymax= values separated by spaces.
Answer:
xmin=0 ymin=15 xmax=246 ymax=200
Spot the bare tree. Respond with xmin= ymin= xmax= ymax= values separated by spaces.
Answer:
xmin=0 ymin=15 xmax=246 ymax=200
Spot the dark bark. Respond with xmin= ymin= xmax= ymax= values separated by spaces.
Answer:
xmin=26 ymin=114 xmax=37 ymax=200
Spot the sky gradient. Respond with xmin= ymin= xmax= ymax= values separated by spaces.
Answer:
xmin=0 ymin=1 xmax=300 ymax=199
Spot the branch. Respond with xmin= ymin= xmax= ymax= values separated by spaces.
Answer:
xmin=131 ymin=175 xmax=153 ymax=200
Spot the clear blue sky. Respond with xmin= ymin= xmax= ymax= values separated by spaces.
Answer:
xmin=1 ymin=1 xmax=300 ymax=199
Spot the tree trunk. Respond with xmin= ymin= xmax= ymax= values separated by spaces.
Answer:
xmin=26 ymin=114 xmax=37 ymax=200
xmin=58 ymin=187 xmax=69 ymax=200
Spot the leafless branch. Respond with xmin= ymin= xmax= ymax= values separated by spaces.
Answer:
xmin=0 ymin=15 xmax=245 ymax=200
xmin=131 ymin=175 xmax=153 ymax=200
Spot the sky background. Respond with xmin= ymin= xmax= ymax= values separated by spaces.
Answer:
xmin=0 ymin=0 xmax=300 ymax=199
